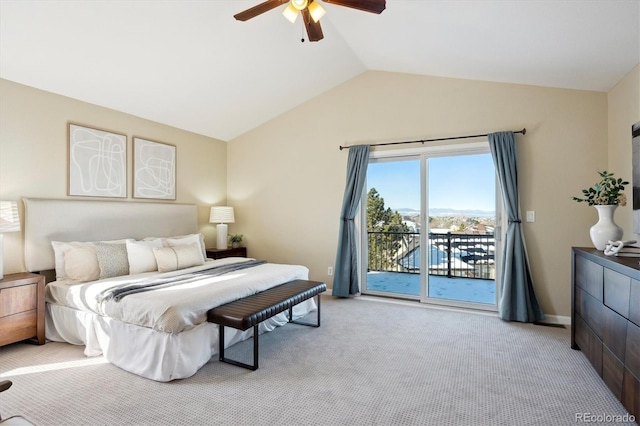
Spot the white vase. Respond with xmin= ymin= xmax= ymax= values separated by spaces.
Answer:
xmin=589 ymin=205 xmax=623 ymax=250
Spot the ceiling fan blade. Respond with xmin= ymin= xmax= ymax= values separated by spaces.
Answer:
xmin=234 ymin=0 xmax=289 ymax=21
xmin=302 ymin=8 xmax=324 ymax=42
xmin=322 ymin=0 xmax=385 ymax=14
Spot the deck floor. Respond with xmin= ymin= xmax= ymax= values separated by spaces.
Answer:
xmin=365 ymin=271 xmax=496 ymax=305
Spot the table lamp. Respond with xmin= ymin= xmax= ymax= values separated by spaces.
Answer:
xmin=0 ymin=201 xmax=20 ymax=279
xmin=210 ymin=206 xmax=235 ymax=250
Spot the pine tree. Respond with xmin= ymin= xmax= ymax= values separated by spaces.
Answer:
xmin=367 ymin=188 xmax=409 ymax=271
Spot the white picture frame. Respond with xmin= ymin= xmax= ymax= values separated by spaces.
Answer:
xmin=133 ymin=137 xmax=176 ymax=200
xmin=68 ymin=123 xmax=127 ymax=198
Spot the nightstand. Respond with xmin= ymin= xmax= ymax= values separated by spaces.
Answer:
xmin=206 ymin=247 xmax=247 ymax=260
xmin=0 ymin=272 xmax=45 ymax=346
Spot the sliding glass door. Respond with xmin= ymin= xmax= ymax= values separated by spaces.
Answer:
xmin=362 ymin=143 xmax=500 ymax=310
xmin=365 ymin=158 xmax=421 ymax=297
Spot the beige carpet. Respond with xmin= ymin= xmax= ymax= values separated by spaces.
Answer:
xmin=0 ymin=296 xmax=635 ymax=426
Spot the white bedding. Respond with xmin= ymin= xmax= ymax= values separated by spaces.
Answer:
xmin=46 ymin=257 xmax=309 ymax=333
xmin=45 ymin=257 xmax=317 ymax=381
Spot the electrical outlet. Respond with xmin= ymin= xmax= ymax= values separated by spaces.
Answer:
xmin=526 ymin=211 xmax=535 ymax=222
xmin=328 ymin=267 xmax=333 ymax=276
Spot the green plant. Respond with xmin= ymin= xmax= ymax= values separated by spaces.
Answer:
xmin=572 ymin=171 xmax=629 ymax=206
xmin=228 ymin=234 xmax=243 ymax=243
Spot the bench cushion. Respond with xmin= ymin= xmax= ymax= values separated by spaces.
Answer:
xmin=207 ymin=280 xmax=326 ymax=330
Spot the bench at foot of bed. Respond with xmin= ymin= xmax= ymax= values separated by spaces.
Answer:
xmin=206 ymin=279 xmax=327 ymax=370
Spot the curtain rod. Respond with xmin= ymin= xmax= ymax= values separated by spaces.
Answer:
xmin=339 ymin=128 xmax=526 ymax=150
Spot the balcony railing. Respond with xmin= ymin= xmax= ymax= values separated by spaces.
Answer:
xmin=367 ymin=231 xmax=495 ymax=279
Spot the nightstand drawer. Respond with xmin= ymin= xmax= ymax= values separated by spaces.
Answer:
xmin=0 ymin=310 xmax=37 ymax=346
xmin=0 ymin=284 xmax=37 ymax=317
xmin=0 ymin=272 xmax=46 ymax=346
xmin=206 ymin=247 xmax=247 ymax=260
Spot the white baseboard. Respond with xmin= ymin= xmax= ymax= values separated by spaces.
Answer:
xmin=538 ymin=314 xmax=571 ymax=326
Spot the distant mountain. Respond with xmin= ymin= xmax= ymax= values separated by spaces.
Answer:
xmin=395 ymin=207 xmax=495 ymax=217
xmin=395 ymin=207 xmax=420 ymax=216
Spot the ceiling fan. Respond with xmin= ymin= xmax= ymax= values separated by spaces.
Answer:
xmin=234 ymin=0 xmax=386 ymax=42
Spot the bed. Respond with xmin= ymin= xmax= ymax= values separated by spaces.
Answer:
xmin=23 ymin=198 xmax=316 ymax=382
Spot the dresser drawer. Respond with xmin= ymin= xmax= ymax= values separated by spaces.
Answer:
xmin=603 ymin=345 xmax=624 ymax=400
xmin=631 ymin=279 xmax=640 ymax=327
xmin=575 ymin=254 xmax=603 ymax=301
xmin=604 ymin=268 xmax=631 ymax=319
xmin=0 ymin=284 xmax=37 ymax=317
xmin=578 ymin=288 xmax=605 ymax=339
xmin=575 ymin=313 xmax=603 ymax=375
xmin=601 ymin=305 xmax=628 ymax=362
xmin=627 ymin=321 xmax=640 ymax=379
xmin=623 ymin=368 xmax=640 ymax=418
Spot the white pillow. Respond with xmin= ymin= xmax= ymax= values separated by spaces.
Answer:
xmin=52 ymin=241 xmax=86 ymax=280
xmin=52 ymin=239 xmax=132 ymax=281
xmin=153 ymin=243 xmax=204 ymax=273
xmin=127 ymin=239 xmax=163 ymax=274
xmin=143 ymin=233 xmax=206 ymax=261
xmin=165 ymin=234 xmax=206 ymax=263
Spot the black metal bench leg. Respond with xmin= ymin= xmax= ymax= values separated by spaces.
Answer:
xmin=289 ymin=294 xmax=321 ymax=328
xmin=218 ymin=324 xmax=259 ymax=371
xmin=219 ymin=325 xmax=225 ymax=361
xmin=253 ymin=324 xmax=259 ymax=370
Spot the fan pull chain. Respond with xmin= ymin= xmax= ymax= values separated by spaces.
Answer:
xmin=300 ymin=20 xmax=305 ymax=42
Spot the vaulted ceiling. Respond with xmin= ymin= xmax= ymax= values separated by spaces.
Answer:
xmin=1 ymin=0 xmax=638 ymax=141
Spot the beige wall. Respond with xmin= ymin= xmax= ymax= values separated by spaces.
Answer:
xmin=0 ymin=79 xmax=227 ymax=275
xmin=608 ymin=64 xmax=640 ymax=239
xmin=228 ymin=70 xmax=611 ymax=319
xmin=3 ymin=67 xmax=637 ymax=320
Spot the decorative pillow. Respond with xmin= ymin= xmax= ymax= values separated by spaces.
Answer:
xmin=64 ymin=244 xmax=100 ymax=282
xmin=52 ymin=241 xmax=91 ymax=281
xmin=126 ymin=239 xmax=163 ymax=275
xmin=52 ymin=239 xmax=132 ymax=281
xmin=153 ymin=243 xmax=204 ymax=273
xmin=164 ymin=234 xmax=206 ymax=263
xmin=143 ymin=233 xmax=206 ymax=261
xmin=94 ymin=242 xmax=130 ymax=279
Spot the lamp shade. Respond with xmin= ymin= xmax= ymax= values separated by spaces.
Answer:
xmin=282 ymin=3 xmax=299 ymax=23
xmin=209 ymin=206 xmax=235 ymax=224
xmin=0 ymin=201 xmax=20 ymax=233
xmin=308 ymin=1 xmax=325 ymax=22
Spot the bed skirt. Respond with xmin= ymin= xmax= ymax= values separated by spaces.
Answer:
xmin=45 ymin=299 xmax=316 ymax=382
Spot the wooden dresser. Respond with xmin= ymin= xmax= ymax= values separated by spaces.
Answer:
xmin=0 ymin=272 xmax=45 ymax=346
xmin=572 ymin=247 xmax=639 ymax=419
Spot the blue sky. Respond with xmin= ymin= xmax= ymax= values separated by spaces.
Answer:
xmin=367 ymin=153 xmax=496 ymax=212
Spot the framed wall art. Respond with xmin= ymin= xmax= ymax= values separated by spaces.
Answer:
xmin=133 ymin=137 xmax=176 ymax=200
xmin=68 ymin=123 xmax=127 ymax=198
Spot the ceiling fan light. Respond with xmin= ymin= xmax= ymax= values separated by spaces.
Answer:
xmin=282 ymin=3 xmax=299 ymax=23
xmin=308 ymin=1 xmax=326 ymax=22
xmin=291 ymin=0 xmax=308 ymax=11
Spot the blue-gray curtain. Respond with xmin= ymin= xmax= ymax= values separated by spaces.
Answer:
xmin=333 ymin=144 xmax=370 ymax=297
xmin=488 ymin=132 xmax=544 ymax=322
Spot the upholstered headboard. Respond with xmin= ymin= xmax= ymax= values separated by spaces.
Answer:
xmin=23 ymin=198 xmax=198 ymax=272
